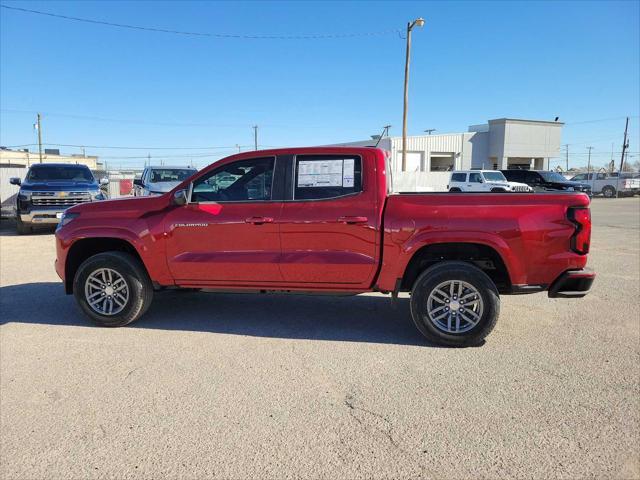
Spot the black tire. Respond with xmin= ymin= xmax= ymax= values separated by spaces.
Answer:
xmin=410 ymin=261 xmax=500 ymax=347
xmin=602 ymin=185 xmax=616 ymax=198
xmin=449 ymin=188 xmax=462 ymax=192
xmin=490 ymin=188 xmax=507 ymax=193
xmin=16 ymin=218 xmax=32 ymax=235
xmin=73 ymin=251 xmax=153 ymax=327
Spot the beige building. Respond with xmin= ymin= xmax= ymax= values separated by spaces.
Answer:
xmin=338 ymin=117 xmax=564 ymax=192
xmin=0 ymin=147 xmax=100 ymax=169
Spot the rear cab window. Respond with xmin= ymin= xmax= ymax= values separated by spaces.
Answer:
xmin=293 ymin=155 xmax=362 ymax=200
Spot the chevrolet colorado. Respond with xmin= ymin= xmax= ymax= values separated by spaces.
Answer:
xmin=55 ymin=147 xmax=595 ymax=346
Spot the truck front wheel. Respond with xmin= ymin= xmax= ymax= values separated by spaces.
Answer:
xmin=16 ymin=218 xmax=32 ymax=235
xmin=73 ymin=251 xmax=153 ymax=327
xmin=410 ymin=261 xmax=500 ymax=347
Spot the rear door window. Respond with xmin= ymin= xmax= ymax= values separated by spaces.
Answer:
xmin=451 ymin=173 xmax=466 ymax=182
xmin=293 ymin=155 xmax=362 ymax=200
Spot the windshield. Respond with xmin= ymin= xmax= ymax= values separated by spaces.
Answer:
xmin=149 ymin=169 xmax=195 ymax=183
xmin=539 ymin=171 xmax=568 ymax=182
xmin=483 ymin=172 xmax=507 ymax=182
xmin=27 ymin=166 xmax=94 ymax=182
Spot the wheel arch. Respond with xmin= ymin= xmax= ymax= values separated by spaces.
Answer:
xmin=64 ymin=237 xmax=146 ymax=294
xmin=401 ymin=242 xmax=512 ymax=293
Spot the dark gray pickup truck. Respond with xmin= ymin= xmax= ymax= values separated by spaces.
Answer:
xmin=10 ymin=163 xmax=108 ymax=234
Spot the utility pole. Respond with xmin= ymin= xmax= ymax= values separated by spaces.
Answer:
xmin=617 ymin=117 xmax=629 ymax=198
xmin=401 ymin=17 xmax=425 ymax=172
xmin=586 ymin=147 xmax=593 ymax=188
xmin=424 ymin=129 xmax=436 ymax=135
xmin=253 ymin=125 xmax=258 ymax=151
xmin=36 ymin=113 xmax=43 ymax=163
xmin=563 ymin=144 xmax=569 ymax=171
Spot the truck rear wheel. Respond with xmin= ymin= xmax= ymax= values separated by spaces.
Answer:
xmin=410 ymin=261 xmax=500 ymax=347
xmin=73 ymin=251 xmax=153 ymax=327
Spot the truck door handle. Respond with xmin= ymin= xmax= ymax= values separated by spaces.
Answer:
xmin=338 ymin=216 xmax=368 ymax=224
xmin=245 ymin=216 xmax=273 ymax=225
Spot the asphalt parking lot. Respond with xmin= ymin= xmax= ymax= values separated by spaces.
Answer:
xmin=1 ymin=197 xmax=639 ymax=479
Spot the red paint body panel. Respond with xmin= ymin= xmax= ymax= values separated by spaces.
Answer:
xmin=376 ymin=192 xmax=590 ymax=292
xmin=55 ymin=147 xmax=592 ymax=295
xmin=163 ymin=202 xmax=283 ymax=283
xmin=278 ymin=149 xmax=381 ymax=287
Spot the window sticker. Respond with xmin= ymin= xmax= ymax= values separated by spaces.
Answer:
xmin=342 ymin=159 xmax=354 ymax=187
xmin=298 ymin=159 xmax=344 ymax=188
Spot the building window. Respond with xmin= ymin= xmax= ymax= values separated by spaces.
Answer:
xmin=430 ymin=152 xmax=455 ymax=172
xmin=403 ymin=152 xmax=423 ymax=172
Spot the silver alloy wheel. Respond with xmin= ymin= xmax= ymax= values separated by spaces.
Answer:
xmin=84 ymin=268 xmax=129 ymax=316
xmin=426 ymin=280 xmax=484 ymax=334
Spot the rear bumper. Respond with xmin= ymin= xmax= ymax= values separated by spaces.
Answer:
xmin=547 ymin=268 xmax=595 ymax=298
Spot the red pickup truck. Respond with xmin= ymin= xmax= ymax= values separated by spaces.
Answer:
xmin=55 ymin=147 xmax=594 ymax=346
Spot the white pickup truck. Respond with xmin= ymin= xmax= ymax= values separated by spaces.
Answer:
xmin=569 ymin=172 xmax=640 ymax=197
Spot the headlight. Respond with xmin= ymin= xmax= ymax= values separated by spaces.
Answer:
xmin=56 ymin=212 xmax=80 ymax=229
xmin=90 ymin=189 xmax=106 ymax=200
xmin=17 ymin=191 xmax=31 ymax=200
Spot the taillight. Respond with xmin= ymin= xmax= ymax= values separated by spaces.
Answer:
xmin=569 ymin=207 xmax=591 ymax=254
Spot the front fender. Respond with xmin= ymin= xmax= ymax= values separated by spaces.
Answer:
xmin=56 ymin=221 xmax=173 ymax=287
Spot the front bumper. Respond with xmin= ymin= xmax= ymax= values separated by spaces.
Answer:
xmin=548 ymin=268 xmax=596 ymax=298
xmin=19 ymin=209 xmax=65 ymax=224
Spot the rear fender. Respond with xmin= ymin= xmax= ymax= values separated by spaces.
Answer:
xmin=400 ymin=231 xmax=522 ymax=286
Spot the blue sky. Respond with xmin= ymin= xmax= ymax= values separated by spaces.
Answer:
xmin=1 ymin=0 xmax=639 ymax=169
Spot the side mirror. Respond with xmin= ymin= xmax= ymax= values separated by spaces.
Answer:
xmin=99 ymin=177 xmax=109 ymax=185
xmin=172 ymin=189 xmax=188 ymax=206
xmin=9 ymin=177 xmax=21 ymax=186
xmin=133 ymin=179 xmax=143 ymax=187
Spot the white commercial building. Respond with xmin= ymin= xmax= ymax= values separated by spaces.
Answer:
xmin=338 ymin=118 xmax=563 ymax=192
xmin=0 ymin=147 xmax=100 ymax=170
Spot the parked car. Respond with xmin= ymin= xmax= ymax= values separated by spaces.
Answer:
xmin=448 ymin=170 xmax=532 ymax=192
xmin=569 ymin=172 xmax=640 ymax=197
xmin=501 ymin=169 xmax=592 ymax=195
xmin=133 ymin=166 xmax=197 ymax=196
xmin=55 ymin=147 xmax=594 ymax=347
xmin=9 ymin=163 xmax=107 ymax=234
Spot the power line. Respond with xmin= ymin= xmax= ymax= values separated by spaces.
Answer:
xmin=1 ymin=5 xmax=402 ymax=39
xmin=3 ymin=142 xmax=267 ymax=150
xmin=564 ymin=115 xmax=639 ymax=126
xmin=0 ymin=109 xmax=336 ymax=129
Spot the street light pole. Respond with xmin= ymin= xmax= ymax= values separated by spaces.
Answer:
xmin=401 ymin=17 xmax=425 ymax=172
